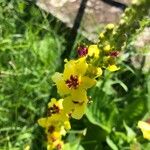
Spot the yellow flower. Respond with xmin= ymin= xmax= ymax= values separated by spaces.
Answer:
xmin=47 ymin=98 xmax=63 ymax=116
xmin=107 ymin=65 xmax=120 ymax=72
xmin=38 ymin=109 xmax=70 ymax=135
xmin=47 ymin=131 xmax=62 ymax=143
xmin=88 ymin=45 xmax=100 ymax=58
xmin=104 ymin=44 xmax=111 ymax=52
xmin=138 ymin=121 xmax=150 ymax=140
xmin=106 ymin=24 xmax=115 ymax=30
xmin=103 ymin=56 xmax=120 ymax=72
xmin=87 ymin=64 xmax=103 ymax=78
xmin=99 ymin=32 xmax=104 ymax=39
xmin=52 ymin=58 xmax=96 ymax=96
xmin=38 ymin=117 xmax=61 ymax=134
xmin=97 ymin=67 xmax=103 ymax=76
xmin=63 ymin=90 xmax=88 ymax=119
xmin=48 ymin=98 xmax=63 ymax=109
xmin=47 ymin=140 xmax=64 ymax=150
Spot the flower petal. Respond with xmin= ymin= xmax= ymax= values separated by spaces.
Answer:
xmin=38 ymin=118 xmax=47 ymax=127
xmin=97 ymin=67 xmax=103 ymax=77
xmin=63 ymin=90 xmax=88 ymax=119
xmin=87 ymin=65 xmax=103 ymax=78
xmin=138 ymin=121 xmax=150 ymax=131
xmin=52 ymin=72 xmax=70 ymax=96
xmin=138 ymin=121 xmax=150 ymax=140
xmin=88 ymin=45 xmax=100 ymax=58
xmin=63 ymin=97 xmax=73 ymax=114
xmin=48 ymin=98 xmax=57 ymax=108
xmin=81 ymin=76 xmax=96 ymax=89
xmin=74 ymin=58 xmax=88 ymax=76
xmin=63 ymin=60 xmax=75 ymax=79
xmin=64 ymin=121 xmax=71 ymax=130
xmin=107 ymin=65 xmax=120 ymax=72
xmin=72 ymin=103 xmax=86 ymax=119
xmin=71 ymin=89 xmax=87 ymax=102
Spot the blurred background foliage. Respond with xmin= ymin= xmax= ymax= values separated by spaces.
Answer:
xmin=0 ymin=0 xmax=150 ymax=150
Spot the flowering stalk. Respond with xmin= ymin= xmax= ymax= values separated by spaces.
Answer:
xmin=38 ymin=0 xmax=150 ymax=149
xmin=98 ymin=0 xmax=150 ymax=51
xmin=38 ymin=98 xmax=71 ymax=150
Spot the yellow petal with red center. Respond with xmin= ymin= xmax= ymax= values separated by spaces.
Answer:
xmin=51 ymin=131 xmax=62 ymax=139
xmin=47 ymin=132 xmax=61 ymax=143
xmin=47 ymin=139 xmax=64 ymax=150
xmin=63 ymin=90 xmax=88 ymax=119
xmin=138 ymin=121 xmax=150 ymax=140
xmin=63 ymin=89 xmax=87 ymax=113
xmin=52 ymin=72 xmax=70 ymax=96
xmin=81 ymin=76 xmax=96 ymax=89
xmin=107 ymin=65 xmax=120 ymax=72
xmin=48 ymin=98 xmax=57 ymax=107
xmin=48 ymin=98 xmax=63 ymax=110
xmin=38 ymin=117 xmax=47 ymax=128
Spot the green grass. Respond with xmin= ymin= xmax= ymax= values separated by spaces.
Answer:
xmin=0 ymin=1 xmax=66 ymax=149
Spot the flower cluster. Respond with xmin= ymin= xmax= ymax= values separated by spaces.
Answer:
xmin=38 ymin=28 xmax=121 ymax=149
xmin=38 ymin=98 xmax=71 ymax=150
xmin=51 ymin=38 xmax=120 ymax=119
xmin=52 ymin=57 xmax=100 ymax=119
xmin=98 ymin=24 xmax=120 ymax=72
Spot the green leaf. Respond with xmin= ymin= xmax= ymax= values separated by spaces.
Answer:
xmin=64 ymin=136 xmax=84 ymax=150
xmin=64 ymin=143 xmax=84 ymax=150
xmin=81 ymin=123 xmax=106 ymax=150
xmin=122 ymin=99 xmax=147 ymax=123
xmin=113 ymin=80 xmax=128 ymax=92
xmin=106 ymin=136 xmax=118 ymax=150
xmin=86 ymin=108 xmax=111 ymax=133
xmin=86 ymin=85 xmax=118 ymax=133
xmin=123 ymin=121 xmax=136 ymax=143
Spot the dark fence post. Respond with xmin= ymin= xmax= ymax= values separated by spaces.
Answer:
xmin=62 ymin=0 xmax=88 ymax=59
xmin=101 ymin=0 xmax=127 ymax=10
